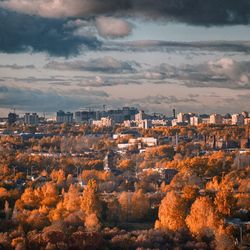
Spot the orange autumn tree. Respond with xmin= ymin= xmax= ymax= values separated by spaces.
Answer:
xmin=186 ymin=196 xmax=220 ymax=237
xmin=40 ymin=182 xmax=59 ymax=207
xmin=50 ymin=169 xmax=65 ymax=186
xmin=81 ymin=179 xmax=101 ymax=218
xmin=155 ymin=190 xmax=187 ymax=231
xmin=85 ymin=213 xmax=101 ymax=232
xmin=214 ymin=181 xmax=237 ymax=216
xmin=63 ymin=185 xmax=81 ymax=213
xmin=18 ymin=188 xmax=40 ymax=210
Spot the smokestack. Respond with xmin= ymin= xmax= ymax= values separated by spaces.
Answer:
xmin=173 ymin=109 xmax=176 ymax=119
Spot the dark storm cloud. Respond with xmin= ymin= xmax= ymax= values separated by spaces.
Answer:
xmin=1 ymin=0 xmax=250 ymax=25
xmin=45 ymin=56 xmax=138 ymax=73
xmin=0 ymin=6 xmax=249 ymax=56
xmin=0 ymin=9 xmax=101 ymax=56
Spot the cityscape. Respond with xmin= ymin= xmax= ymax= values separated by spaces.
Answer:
xmin=0 ymin=0 xmax=250 ymax=249
xmin=3 ymin=108 xmax=250 ymax=128
xmin=0 ymin=107 xmax=249 ymax=249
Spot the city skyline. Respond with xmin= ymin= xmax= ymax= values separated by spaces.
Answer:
xmin=1 ymin=1 xmax=250 ymax=115
xmin=2 ymin=107 xmax=250 ymax=119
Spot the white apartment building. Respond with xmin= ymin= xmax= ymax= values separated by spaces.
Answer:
xmin=190 ymin=116 xmax=202 ymax=126
xmin=210 ymin=114 xmax=223 ymax=124
xmin=177 ymin=112 xmax=185 ymax=123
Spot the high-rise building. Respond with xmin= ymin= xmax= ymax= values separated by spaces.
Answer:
xmin=135 ymin=110 xmax=147 ymax=121
xmin=24 ymin=113 xmax=39 ymax=125
xmin=56 ymin=110 xmax=73 ymax=123
xmin=75 ymin=111 xmax=96 ymax=123
xmin=209 ymin=114 xmax=223 ymax=124
xmin=177 ymin=112 xmax=184 ymax=123
xmin=232 ymin=114 xmax=244 ymax=125
xmin=177 ymin=112 xmax=190 ymax=123
xmin=121 ymin=107 xmax=138 ymax=120
xmin=190 ymin=116 xmax=202 ymax=126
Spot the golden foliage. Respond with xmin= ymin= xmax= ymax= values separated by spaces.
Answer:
xmin=85 ymin=213 xmax=101 ymax=232
xmin=81 ymin=180 xmax=101 ymax=217
xmin=63 ymin=185 xmax=80 ymax=213
xmin=82 ymin=170 xmax=110 ymax=183
xmin=186 ymin=196 xmax=220 ymax=237
xmin=156 ymin=191 xmax=187 ymax=231
xmin=214 ymin=182 xmax=237 ymax=216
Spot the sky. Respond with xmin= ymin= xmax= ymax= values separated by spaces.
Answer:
xmin=0 ymin=0 xmax=250 ymax=116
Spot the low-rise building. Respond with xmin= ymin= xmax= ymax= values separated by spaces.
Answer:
xmin=138 ymin=119 xmax=152 ymax=129
xmin=92 ymin=117 xmax=113 ymax=127
xmin=141 ymin=137 xmax=158 ymax=147
xmin=124 ymin=120 xmax=137 ymax=128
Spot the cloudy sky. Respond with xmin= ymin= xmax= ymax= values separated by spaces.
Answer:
xmin=0 ymin=0 xmax=250 ymax=116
